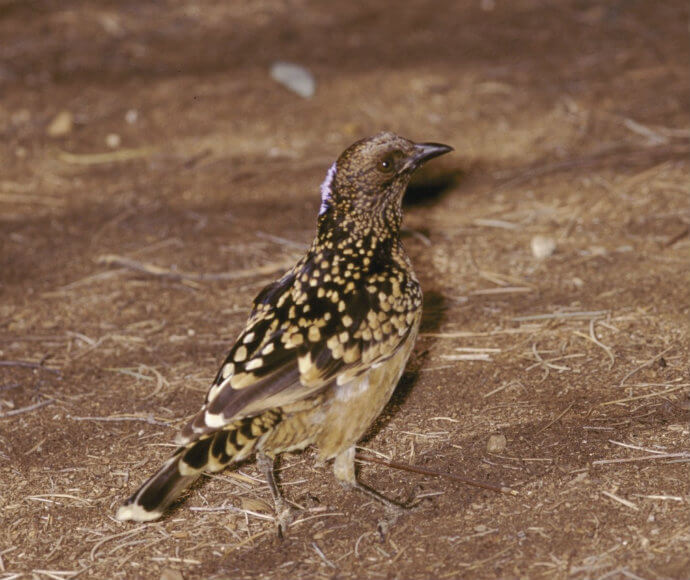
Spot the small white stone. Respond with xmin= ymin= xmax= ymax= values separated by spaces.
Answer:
xmin=530 ymin=235 xmax=556 ymax=259
xmin=106 ymin=133 xmax=121 ymax=148
xmin=47 ymin=111 xmax=73 ymax=137
xmin=270 ymin=61 xmax=316 ymax=99
xmin=486 ymin=433 xmax=507 ymax=453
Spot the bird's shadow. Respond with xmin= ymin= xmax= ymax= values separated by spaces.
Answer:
xmin=403 ymin=167 xmax=463 ymax=207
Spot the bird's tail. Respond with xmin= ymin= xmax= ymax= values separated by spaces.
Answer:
xmin=117 ymin=413 xmax=280 ymax=522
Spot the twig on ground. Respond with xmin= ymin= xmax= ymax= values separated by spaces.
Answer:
xmin=592 ymin=452 xmax=689 ymax=465
xmin=491 ymin=142 xmax=690 ymax=193
xmin=531 ymin=344 xmax=571 ymax=372
xmin=470 ymin=286 xmax=533 ymax=296
xmin=618 ymin=345 xmax=675 ymax=388
xmin=601 ymin=491 xmax=639 ymax=511
xmin=573 ymin=319 xmax=615 ymax=368
xmin=68 ymin=414 xmax=174 ymax=427
xmin=535 ymin=402 xmax=575 ymax=434
xmin=512 ymin=311 xmax=608 ymax=322
xmin=97 ymin=254 xmax=293 ymax=282
xmin=599 ymin=383 xmax=688 ymax=406
xmin=0 ymin=360 xmax=60 ymax=374
xmin=58 ymin=148 xmax=157 ymax=165
xmin=355 ymin=454 xmax=518 ymax=496
xmin=0 ymin=400 xmax=54 ymax=419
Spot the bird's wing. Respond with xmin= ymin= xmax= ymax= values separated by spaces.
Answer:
xmin=177 ymin=265 xmax=418 ymax=444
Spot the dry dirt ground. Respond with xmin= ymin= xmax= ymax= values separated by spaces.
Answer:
xmin=1 ymin=1 xmax=689 ymax=579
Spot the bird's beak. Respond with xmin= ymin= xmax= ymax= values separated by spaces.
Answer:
xmin=402 ymin=142 xmax=454 ymax=172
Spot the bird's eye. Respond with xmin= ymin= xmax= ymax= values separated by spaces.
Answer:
xmin=378 ymin=157 xmax=395 ymax=173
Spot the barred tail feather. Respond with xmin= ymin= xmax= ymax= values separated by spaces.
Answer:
xmin=117 ymin=414 xmax=280 ymax=522
xmin=116 ymin=451 xmax=198 ymax=522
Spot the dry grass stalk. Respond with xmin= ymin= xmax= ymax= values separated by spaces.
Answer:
xmin=535 ymin=402 xmax=575 ymax=434
xmin=598 ymin=383 xmax=688 ymax=406
xmin=97 ymin=254 xmax=294 ymax=282
xmin=512 ymin=310 xmax=608 ymax=322
xmin=469 ymin=286 xmax=533 ymax=295
xmin=58 ymin=147 xmax=157 ymax=165
xmin=593 ymin=452 xmax=689 ymax=465
xmin=601 ymin=491 xmax=639 ymax=511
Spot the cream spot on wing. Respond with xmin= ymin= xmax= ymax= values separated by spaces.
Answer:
xmin=298 ymin=353 xmax=312 ymax=375
xmin=221 ymin=362 xmax=235 ymax=379
xmin=243 ymin=332 xmax=255 ymax=344
xmin=343 ymin=344 xmax=360 ymax=364
xmin=245 ymin=358 xmax=263 ymax=371
xmin=308 ymin=326 xmax=321 ymax=342
xmin=231 ymin=372 xmax=255 ymax=389
xmin=234 ymin=346 xmax=248 ymax=362
xmin=262 ymin=342 xmax=275 ymax=355
xmin=205 ymin=410 xmax=226 ymax=428
xmin=342 ymin=315 xmax=353 ymax=327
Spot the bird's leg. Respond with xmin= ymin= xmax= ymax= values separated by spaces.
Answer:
xmin=333 ymin=446 xmax=416 ymax=515
xmin=256 ymin=452 xmax=295 ymax=537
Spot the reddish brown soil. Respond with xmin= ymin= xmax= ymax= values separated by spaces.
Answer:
xmin=1 ymin=1 xmax=689 ymax=579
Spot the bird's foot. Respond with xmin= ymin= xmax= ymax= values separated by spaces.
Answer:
xmin=274 ymin=501 xmax=300 ymax=539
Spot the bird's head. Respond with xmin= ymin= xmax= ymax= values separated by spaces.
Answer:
xmin=318 ymin=132 xmax=453 ymax=232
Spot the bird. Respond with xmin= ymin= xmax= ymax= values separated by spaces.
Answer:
xmin=116 ymin=131 xmax=453 ymax=528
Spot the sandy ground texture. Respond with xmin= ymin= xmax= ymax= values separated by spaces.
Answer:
xmin=1 ymin=1 xmax=689 ymax=579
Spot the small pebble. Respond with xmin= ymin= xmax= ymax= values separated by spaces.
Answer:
xmin=47 ymin=110 xmax=73 ymax=137
xmin=105 ymin=133 xmax=121 ymax=148
xmin=487 ymin=433 xmax=507 ymax=453
xmin=270 ymin=61 xmax=316 ymax=98
xmin=530 ymin=235 xmax=556 ymax=259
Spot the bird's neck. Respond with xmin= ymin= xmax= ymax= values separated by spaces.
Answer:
xmin=315 ymin=205 xmax=403 ymax=260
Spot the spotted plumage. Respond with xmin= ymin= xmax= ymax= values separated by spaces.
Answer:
xmin=117 ymin=132 xmax=452 ymax=524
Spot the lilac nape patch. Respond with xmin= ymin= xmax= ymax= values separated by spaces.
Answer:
xmin=319 ymin=162 xmax=337 ymax=216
